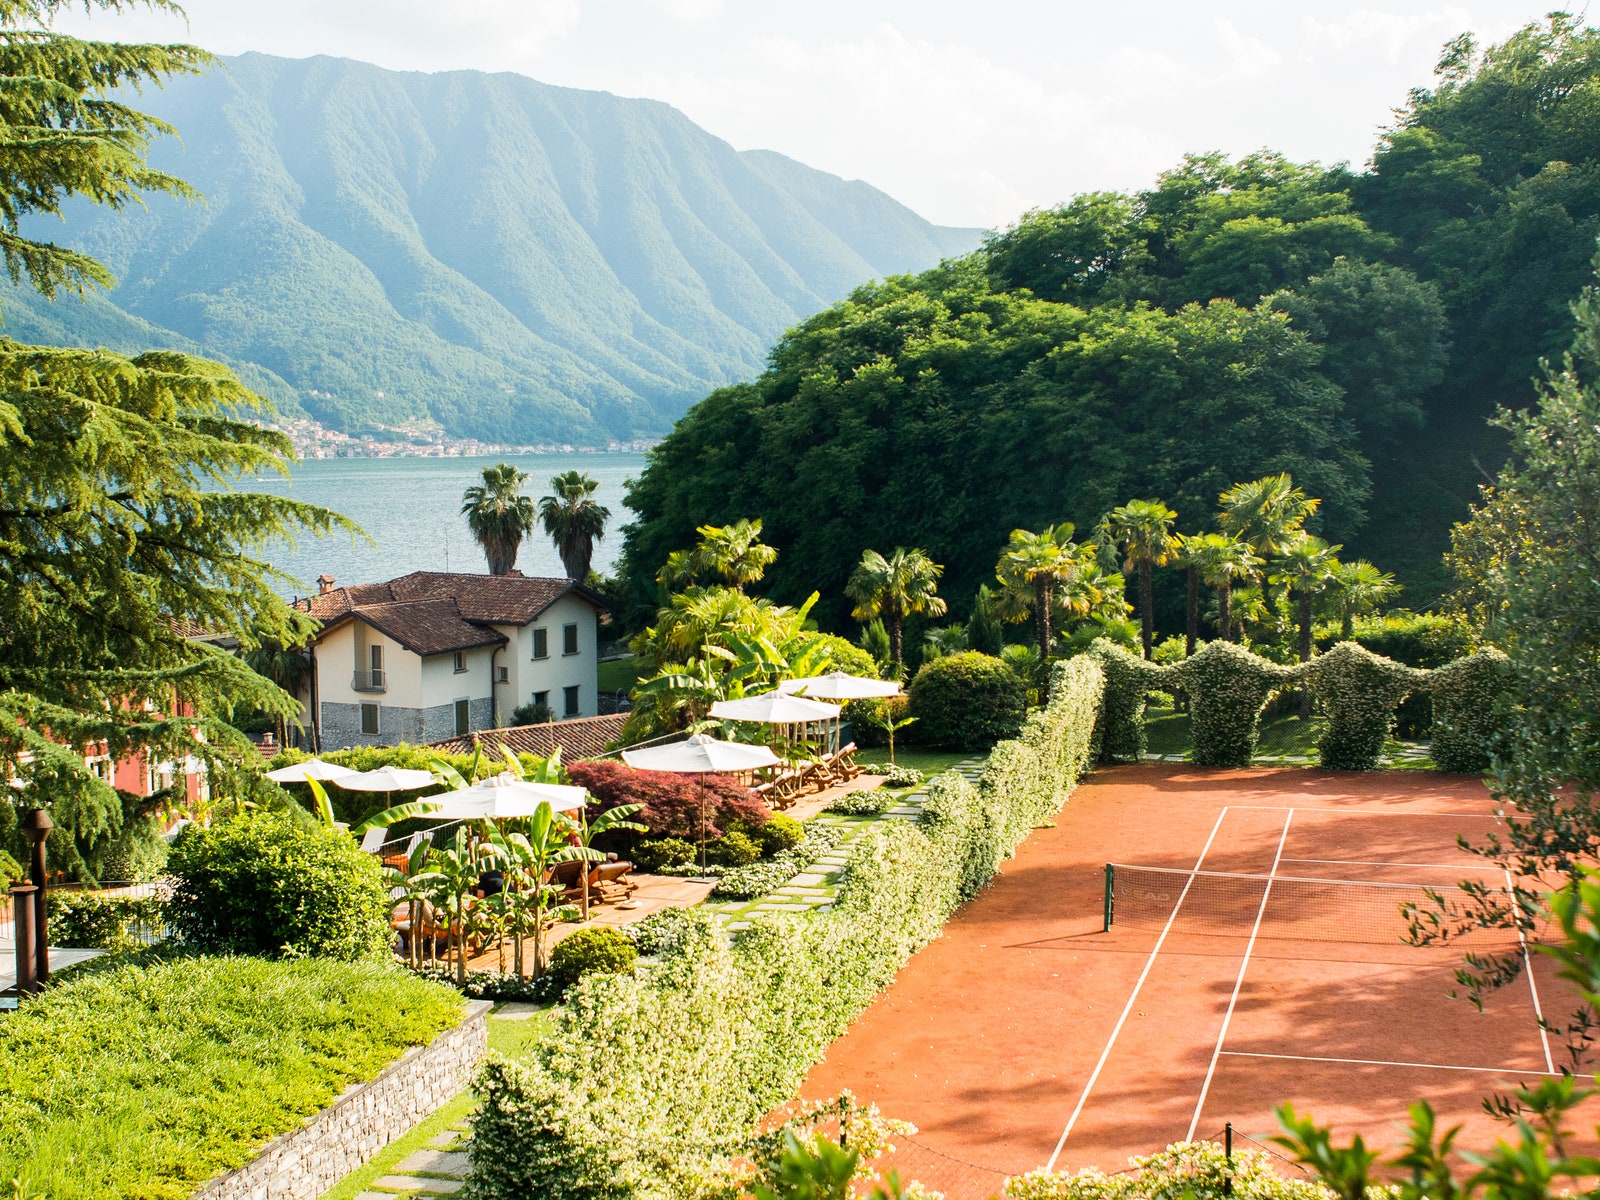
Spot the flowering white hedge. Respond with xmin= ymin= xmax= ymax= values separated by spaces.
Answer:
xmin=1427 ymin=648 xmax=1512 ymax=774
xmin=464 ymin=656 xmax=1105 ymax=1200
xmin=1303 ymin=642 xmax=1428 ymax=770
xmin=1005 ymin=1141 xmax=1339 ymax=1200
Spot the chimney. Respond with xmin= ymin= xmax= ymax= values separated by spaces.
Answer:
xmin=317 ymin=573 xmax=337 ymax=596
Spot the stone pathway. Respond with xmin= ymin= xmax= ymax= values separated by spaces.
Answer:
xmin=706 ymin=758 xmax=987 ymax=931
xmin=356 ymin=1128 xmax=474 ymax=1197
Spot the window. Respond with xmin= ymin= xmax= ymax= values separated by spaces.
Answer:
xmin=370 ymin=643 xmax=383 ymax=672
xmin=454 ymin=698 xmax=470 ymax=737
xmin=497 ymin=666 xmax=509 ymax=683
xmin=360 ymin=703 xmax=379 ymax=736
xmin=532 ymin=690 xmax=549 ymax=710
xmin=562 ymin=685 xmax=580 ymax=718
xmin=531 ymin=627 xmax=548 ymax=660
xmin=452 ymin=650 xmax=467 ymax=673
xmin=562 ymin=623 xmax=579 ymax=656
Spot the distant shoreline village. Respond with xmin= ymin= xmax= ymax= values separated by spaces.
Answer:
xmin=265 ymin=416 xmax=659 ymax=460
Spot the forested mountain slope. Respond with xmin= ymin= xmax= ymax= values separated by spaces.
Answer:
xmin=1 ymin=52 xmax=979 ymax=444
xmin=620 ymin=16 xmax=1600 ymax=612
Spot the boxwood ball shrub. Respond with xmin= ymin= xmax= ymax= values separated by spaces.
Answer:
xmin=712 ymin=829 xmax=761 ymax=867
xmin=908 ymin=651 xmax=1026 ymax=750
xmin=757 ymin=813 xmax=803 ymax=853
xmin=548 ymin=926 xmax=638 ymax=993
xmin=166 ymin=810 xmax=392 ymax=960
xmin=631 ymin=837 xmax=697 ymax=874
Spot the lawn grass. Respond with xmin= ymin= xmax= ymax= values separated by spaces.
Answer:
xmin=0 ymin=955 xmax=462 ymax=1200
xmin=597 ymin=654 xmax=645 ymax=693
xmin=855 ymin=747 xmax=976 ymax=778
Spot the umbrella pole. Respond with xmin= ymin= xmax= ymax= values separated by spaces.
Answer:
xmin=699 ymin=773 xmax=707 ymax=874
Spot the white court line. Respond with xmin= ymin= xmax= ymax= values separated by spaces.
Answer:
xmin=1043 ymin=806 xmax=1233 ymax=1171
xmin=1280 ymin=857 xmax=1506 ymax=872
xmin=1228 ymin=805 xmax=1500 ymax=818
xmin=1186 ymin=810 xmax=1294 ymax=1142
xmin=1507 ymin=867 xmax=1556 ymax=1074
xmin=1221 ymin=1050 xmax=1558 ymax=1076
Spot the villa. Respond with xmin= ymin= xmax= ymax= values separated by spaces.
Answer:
xmin=294 ymin=571 xmax=611 ymax=749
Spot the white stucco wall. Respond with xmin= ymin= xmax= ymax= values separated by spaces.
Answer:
xmin=314 ymin=620 xmax=425 ymax=709
xmin=502 ymin=593 xmax=601 ymax=719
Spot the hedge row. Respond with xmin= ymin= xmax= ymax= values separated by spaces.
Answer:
xmin=1090 ymin=639 xmax=1511 ymax=772
xmin=464 ymin=655 xmax=1105 ymax=1200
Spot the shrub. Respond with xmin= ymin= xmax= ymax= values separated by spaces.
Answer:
xmin=624 ymin=906 xmax=711 ymax=958
xmin=881 ymin=764 xmax=925 ymax=788
xmin=842 ymin=695 xmax=910 ymax=749
xmin=47 ymin=891 xmax=165 ymax=951
xmin=1305 ymin=642 xmax=1426 ymax=771
xmin=907 ymin=651 xmax=1026 ymax=750
xmin=1086 ymin=641 xmax=1166 ymax=762
xmin=826 ymin=790 xmax=896 ymax=817
xmin=165 ymin=810 xmax=392 ymax=961
xmin=0 ymin=848 xmax=21 ymax=890
xmin=1428 ymin=648 xmax=1513 ymax=774
xmin=757 ymin=813 xmax=804 ymax=853
xmin=566 ymin=760 xmax=769 ymax=846
xmin=631 ymin=837 xmax=697 ymax=874
xmin=712 ymin=830 xmax=762 ymax=867
xmin=1005 ymin=1142 xmax=1329 ymax=1200
xmin=0 ymin=955 xmax=460 ymax=1200
xmin=465 ymin=656 xmax=1105 ymax=1200
xmin=1169 ymin=641 xmax=1302 ymax=767
xmin=548 ymin=926 xmax=638 ymax=993
xmin=806 ymin=634 xmax=881 ymax=680
xmin=511 ymin=700 xmax=555 ymax=725
xmin=711 ymin=825 xmax=845 ymax=900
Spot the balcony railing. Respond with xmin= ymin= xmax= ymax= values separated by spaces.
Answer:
xmin=352 ymin=669 xmax=386 ymax=693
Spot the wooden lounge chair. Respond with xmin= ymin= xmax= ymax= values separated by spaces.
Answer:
xmin=589 ymin=860 xmax=636 ymax=903
xmin=546 ymin=859 xmax=589 ymax=904
xmin=831 ymin=742 xmax=862 ymax=781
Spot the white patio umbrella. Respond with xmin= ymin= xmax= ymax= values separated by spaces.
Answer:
xmin=264 ymin=757 xmax=360 ymax=784
xmin=776 ymin=671 xmax=903 ymax=699
xmin=708 ymin=693 xmax=841 ymax=723
xmin=418 ymin=773 xmax=589 ymax=820
xmin=336 ymin=765 xmax=437 ymax=793
xmin=622 ymin=733 xmax=779 ymax=871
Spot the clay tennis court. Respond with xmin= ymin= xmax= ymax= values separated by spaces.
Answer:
xmin=799 ymin=765 xmax=1587 ymax=1197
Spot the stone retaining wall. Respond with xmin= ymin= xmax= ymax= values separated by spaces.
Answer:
xmin=193 ymin=999 xmax=491 ymax=1200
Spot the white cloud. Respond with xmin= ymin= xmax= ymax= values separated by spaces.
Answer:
xmin=1302 ymin=6 xmax=1475 ymax=61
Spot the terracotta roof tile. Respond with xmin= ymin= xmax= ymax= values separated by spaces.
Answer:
xmin=298 ymin=572 xmax=608 ymax=626
xmin=330 ymin=598 xmax=507 ymax=657
xmin=427 ymin=713 xmax=626 ymax=760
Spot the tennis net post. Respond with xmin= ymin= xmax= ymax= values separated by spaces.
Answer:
xmin=1103 ymin=862 xmax=1114 ymax=932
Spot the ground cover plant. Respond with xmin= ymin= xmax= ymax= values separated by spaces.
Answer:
xmin=0 ymin=955 xmax=461 ymax=1200
xmin=465 ymin=656 xmax=1103 ymax=1200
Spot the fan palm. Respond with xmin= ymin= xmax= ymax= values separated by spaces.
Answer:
xmin=845 ymin=547 xmax=948 ymax=678
xmin=693 ymin=518 xmax=777 ymax=591
xmin=244 ymin=639 xmax=310 ymax=747
xmin=1188 ymin=533 xmax=1261 ymax=642
xmin=1272 ymin=534 xmax=1342 ymax=716
xmin=461 ymin=463 xmax=537 ymax=576
xmin=1328 ymin=560 xmax=1400 ymax=639
xmin=1100 ymin=499 xmax=1178 ymax=660
xmin=538 ymin=470 xmax=611 ymax=581
xmin=993 ymin=524 xmax=1076 ymax=661
xmin=1218 ymin=473 xmax=1320 ymax=637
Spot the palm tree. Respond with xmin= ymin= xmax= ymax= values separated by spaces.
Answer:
xmin=922 ymin=625 xmax=970 ymax=662
xmin=845 ymin=547 xmax=948 ymax=678
xmin=1328 ymin=560 xmax=1400 ymax=639
xmin=693 ymin=518 xmax=777 ymax=591
xmin=538 ymin=471 xmax=611 ymax=581
xmin=1218 ymin=473 xmax=1319 ymax=642
xmin=1272 ymin=534 xmax=1341 ymax=716
xmin=993 ymin=524 xmax=1076 ymax=661
xmin=1100 ymin=499 xmax=1178 ymax=660
xmin=1188 ymin=533 xmax=1260 ymax=642
xmin=244 ymin=639 xmax=309 ymax=747
xmin=461 ymin=463 xmax=537 ymax=575
xmin=1173 ymin=535 xmax=1206 ymax=657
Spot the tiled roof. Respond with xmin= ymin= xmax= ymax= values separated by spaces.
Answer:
xmin=299 ymin=571 xmax=608 ymax=626
xmin=339 ymin=598 xmax=508 ymax=657
xmin=427 ymin=713 xmax=627 ymax=760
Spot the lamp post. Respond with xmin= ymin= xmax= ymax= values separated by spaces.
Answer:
xmin=21 ymin=807 xmax=52 ymax=985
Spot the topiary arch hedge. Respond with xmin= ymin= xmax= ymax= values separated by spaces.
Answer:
xmin=1089 ymin=638 xmax=1510 ymax=772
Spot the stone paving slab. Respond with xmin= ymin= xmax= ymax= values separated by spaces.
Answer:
xmin=376 ymin=1176 xmax=463 ymax=1193
xmin=396 ymin=1149 xmax=471 ymax=1175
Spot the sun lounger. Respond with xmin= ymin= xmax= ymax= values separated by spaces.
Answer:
xmin=590 ymin=860 xmax=636 ymax=902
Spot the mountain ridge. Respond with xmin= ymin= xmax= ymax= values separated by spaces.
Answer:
xmin=1 ymin=52 xmax=981 ymax=443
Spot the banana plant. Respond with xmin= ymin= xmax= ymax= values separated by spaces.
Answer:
xmin=569 ymin=802 xmax=646 ymax=919
xmin=487 ymin=809 xmax=584 ymax=980
xmin=411 ymin=827 xmax=502 ymax=985
xmin=382 ymin=836 xmax=435 ymax=970
xmin=300 ymin=775 xmax=442 ymax=836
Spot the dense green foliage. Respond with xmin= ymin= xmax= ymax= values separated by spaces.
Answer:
xmin=1427 ymin=649 xmax=1512 ymax=774
xmin=1006 ymin=1142 xmax=1331 ymax=1200
xmin=1303 ymin=643 xmax=1424 ymax=771
xmin=46 ymin=890 xmax=164 ymax=951
xmin=465 ymin=656 xmax=1101 ymax=1200
xmin=0 ymin=954 xmax=461 ymax=1200
xmin=906 ymin=651 xmax=1026 ymax=749
xmin=547 ymin=926 xmax=638 ymax=994
xmin=165 ymin=811 xmax=393 ymax=961
xmin=2 ymin=53 xmax=978 ymax=442
xmin=622 ymin=16 xmax=1600 ymax=615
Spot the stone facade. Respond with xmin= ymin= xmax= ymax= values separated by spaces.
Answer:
xmin=191 ymin=999 xmax=490 ymax=1200
xmin=320 ymin=697 xmax=496 ymax=748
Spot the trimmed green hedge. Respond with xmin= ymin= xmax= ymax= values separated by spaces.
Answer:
xmin=47 ymin=891 xmax=164 ymax=951
xmin=1304 ymin=643 xmax=1426 ymax=770
xmin=1429 ymin=648 xmax=1513 ymax=774
xmin=907 ymin=650 xmax=1027 ymax=749
xmin=465 ymin=656 xmax=1104 ymax=1200
xmin=0 ymin=955 xmax=461 ymax=1200
xmin=1006 ymin=1141 xmax=1331 ymax=1200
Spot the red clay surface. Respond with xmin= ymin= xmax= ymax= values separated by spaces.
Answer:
xmin=798 ymin=765 xmax=1590 ymax=1197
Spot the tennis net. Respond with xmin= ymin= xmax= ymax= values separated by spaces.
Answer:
xmin=1103 ymin=862 xmax=1520 ymax=946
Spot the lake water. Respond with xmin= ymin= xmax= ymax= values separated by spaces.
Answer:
xmin=251 ymin=452 xmax=648 ymax=596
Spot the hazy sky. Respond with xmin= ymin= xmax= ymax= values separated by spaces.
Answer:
xmin=56 ymin=1 xmax=1558 ymax=229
